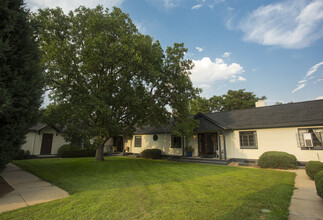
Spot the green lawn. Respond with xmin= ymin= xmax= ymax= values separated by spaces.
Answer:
xmin=1 ymin=157 xmax=295 ymax=220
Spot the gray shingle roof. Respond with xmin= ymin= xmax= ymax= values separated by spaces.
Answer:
xmin=29 ymin=122 xmax=48 ymax=131
xmin=200 ymin=99 xmax=323 ymax=130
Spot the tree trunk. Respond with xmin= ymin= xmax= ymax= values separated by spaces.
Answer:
xmin=95 ymin=145 xmax=104 ymax=161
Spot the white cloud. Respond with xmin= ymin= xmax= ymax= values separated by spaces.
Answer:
xmin=239 ymin=0 xmax=323 ymax=49
xmin=316 ymin=96 xmax=323 ymax=100
xmin=25 ymin=0 xmax=124 ymax=13
xmin=192 ymin=4 xmax=202 ymax=10
xmin=292 ymin=60 xmax=323 ymax=93
xmin=292 ymin=83 xmax=305 ymax=93
xmin=161 ymin=0 xmax=181 ymax=8
xmin=305 ymin=61 xmax=323 ymax=77
xmin=222 ymin=52 xmax=231 ymax=58
xmin=196 ymin=47 xmax=204 ymax=52
xmin=190 ymin=57 xmax=245 ymax=89
xmin=229 ymin=76 xmax=246 ymax=83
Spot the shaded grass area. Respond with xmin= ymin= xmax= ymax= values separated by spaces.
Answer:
xmin=1 ymin=157 xmax=295 ymax=219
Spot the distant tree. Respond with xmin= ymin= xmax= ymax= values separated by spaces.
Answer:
xmin=189 ymin=96 xmax=222 ymax=114
xmin=36 ymin=6 xmax=198 ymax=161
xmin=275 ymin=102 xmax=283 ymax=105
xmin=222 ymin=89 xmax=266 ymax=111
xmin=0 ymin=0 xmax=43 ymax=171
xmin=189 ymin=89 xmax=266 ymax=114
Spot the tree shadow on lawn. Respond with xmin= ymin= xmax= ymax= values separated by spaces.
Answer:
xmin=14 ymin=157 xmax=237 ymax=193
xmin=13 ymin=157 xmax=294 ymax=196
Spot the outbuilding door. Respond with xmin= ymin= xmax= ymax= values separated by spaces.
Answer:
xmin=40 ymin=133 xmax=53 ymax=155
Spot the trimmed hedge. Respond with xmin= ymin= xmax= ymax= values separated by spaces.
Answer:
xmin=14 ymin=149 xmax=31 ymax=160
xmin=258 ymin=151 xmax=297 ymax=169
xmin=306 ymin=161 xmax=323 ymax=180
xmin=57 ymin=144 xmax=96 ymax=158
xmin=141 ymin=149 xmax=162 ymax=159
xmin=315 ymin=170 xmax=323 ymax=199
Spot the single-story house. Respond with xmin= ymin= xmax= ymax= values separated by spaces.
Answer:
xmin=124 ymin=99 xmax=323 ymax=162
xmin=22 ymin=99 xmax=323 ymax=162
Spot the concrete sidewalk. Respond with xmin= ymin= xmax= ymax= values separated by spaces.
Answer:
xmin=0 ymin=163 xmax=69 ymax=213
xmin=289 ymin=169 xmax=323 ymax=220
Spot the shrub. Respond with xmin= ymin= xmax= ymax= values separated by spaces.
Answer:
xmin=306 ymin=161 xmax=323 ymax=180
xmin=315 ymin=170 xmax=323 ymax=199
xmin=258 ymin=151 xmax=297 ymax=169
xmin=57 ymin=144 xmax=96 ymax=158
xmin=14 ymin=149 xmax=27 ymax=160
xmin=141 ymin=149 xmax=162 ymax=159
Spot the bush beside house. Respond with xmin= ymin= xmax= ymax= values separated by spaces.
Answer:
xmin=315 ymin=170 xmax=323 ymax=199
xmin=57 ymin=144 xmax=96 ymax=158
xmin=141 ymin=149 xmax=162 ymax=159
xmin=258 ymin=151 xmax=297 ymax=169
xmin=13 ymin=149 xmax=31 ymax=160
xmin=305 ymin=161 xmax=323 ymax=180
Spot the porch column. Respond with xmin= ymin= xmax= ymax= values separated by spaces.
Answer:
xmin=218 ymin=131 xmax=222 ymax=160
xmin=223 ymin=131 xmax=227 ymax=160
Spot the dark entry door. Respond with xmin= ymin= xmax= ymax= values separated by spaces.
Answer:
xmin=198 ymin=133 xmax=218 ymax=155
xmin=41 ymin=133 xmax=53 ymax=155
xmin=113 ymin=136 xmax=123 ymax=152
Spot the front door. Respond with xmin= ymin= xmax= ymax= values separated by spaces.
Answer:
xmin=113 ymin=136 xmax=124 ymax=152
xmin=40 ymin=133 xmax=53 ymax=155
xmin=198 ymin=133 xmax=218 ymax=155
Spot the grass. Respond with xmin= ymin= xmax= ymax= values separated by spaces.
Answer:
xmin=0 ymin=157 xmax=295 ymax=220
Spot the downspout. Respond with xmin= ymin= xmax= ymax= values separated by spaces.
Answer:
xmin=218 ymin=130 xmax=222 ymax=160
xmin=223 ymin=131 xmax=227 ymax=160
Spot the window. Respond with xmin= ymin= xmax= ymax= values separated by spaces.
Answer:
xmin=239 ymin=131 xmax=258 ymax=149
xmin=171 ymin=136 xmax=181 ymax=148
xmin=134 ymin=136 xmax=142 ymax=147
xmin=297 ymin=128 xmax=323 ymax=150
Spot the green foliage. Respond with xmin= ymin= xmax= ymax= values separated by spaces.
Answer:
xmin=34 ymin=6 xmax=198 ymax=160
xmin=57 ymin=144 xmax=95 ymax=158
xmin=6 ymin=158 xmax=295 ymax=219
xmin=315 ymin=170 xmax=323 ymax=198
xmin=13 ymin=149 xmax=31 ymax=160
xmin=190 ymin=89 xmax=266 ymax=114
xmin=258 ymin=151 xmax=298 ymax=169
xmin=141 ymin=149 xmax=162 ymax=159
xmin=306 ymin=161 xmax=323 ymax=180
xmin=0 ymin=0 xmax=44 ymax=171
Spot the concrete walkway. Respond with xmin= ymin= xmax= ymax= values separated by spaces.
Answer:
xmin=289 ymin=169 xmax=323 ymax=220
xmin=0 ymin=163 xmax=69 ymax=213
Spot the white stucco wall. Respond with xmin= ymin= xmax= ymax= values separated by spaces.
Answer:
xmin=21 ymin=127 xmax=69 ymax=155
xmin=125 ymin=134 xmax=199 ymax=156
xmin=130 ymin=134 xmax=182 ymax=156
xmin=225 ymin=126 xmax=323 ymax=162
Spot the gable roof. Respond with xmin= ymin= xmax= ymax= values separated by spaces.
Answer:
xmin=29 ymin=122 xmax=48 ymax=131
xmin=197 ymin=99 xmax=323 ymax=130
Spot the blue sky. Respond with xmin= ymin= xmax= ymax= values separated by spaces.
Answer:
xmin=25 ymin=0 xmax=323 ymax=105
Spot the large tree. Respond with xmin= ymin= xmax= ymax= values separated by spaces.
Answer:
xmin=36 ymin=6 xmax=198 ymax=160
xmin=0 ymin=0 xmax=43 ymax=171
xmin=190 ymin=89 xmax=266 ymax=114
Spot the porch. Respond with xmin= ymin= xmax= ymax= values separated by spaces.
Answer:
xmin=196 ymin=131 xmax=227 ymax=160
xmin=179 ymin=156 xmax=232 ymax=165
